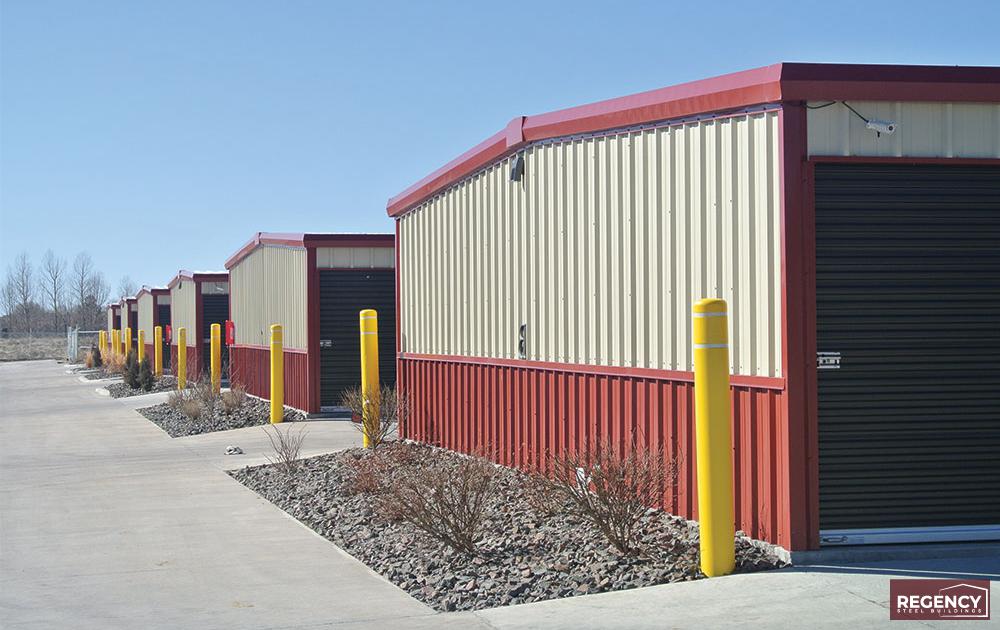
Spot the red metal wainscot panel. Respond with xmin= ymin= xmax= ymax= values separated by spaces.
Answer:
xmin=399 ymin=354 xmax=789 ymax=549
xmin=169 ymin=345 xmax=201 ymax=381
xmin=229 ymin=345 xmax=311 ymax=412
xmin=143 ymin=344 xmax=155 ymax=365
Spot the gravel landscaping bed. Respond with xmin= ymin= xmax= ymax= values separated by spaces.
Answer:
xmin=138 ymin=397 xmax=304 ymax=437
xmin=230 ymin=443 xmax=787 ymax=612
xmin=105 ymin=376 xmax=178 ymax=398
xmin=85 ymin=369 xmax=120 ymax=380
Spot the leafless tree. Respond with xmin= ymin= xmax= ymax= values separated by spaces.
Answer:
xmin=41 ymin=250 xmax=67 ymax=330
xmin=1 ymin=274 xmax=17 ymax=330
xmin=117 ymin=275 xmax=137 ymax=299
xmin=71 ymin=253 xmax=96 ymax=312
xmin=9 ymin=252 xmax=35 ymax=332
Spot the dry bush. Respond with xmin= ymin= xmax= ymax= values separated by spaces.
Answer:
xmin=552 ymin=442 xmax=677 ymax=555
xmin=167 ymin=389 xmax=188 ymax=410
xmin=102 ymin=352 xmax=126 ymax=376
xmin=341 ymin=385 xmax=408 ymax=450
xmin=220 ymin=382 xmax=248 ymax=415
xmin=85 ymin=351 xmax=95 ymax=369
xmin=346 ymin=452 xmax=389 ymax=495
xmin=263 ymin=424 xmax=308 ymax=474
xmin=380 ymin=452 xmax=498 ymax=553
xmin=180 ymin=398 xmax=203 ymax=419
xmin=193 ymin=377 xmax=219 ymax=408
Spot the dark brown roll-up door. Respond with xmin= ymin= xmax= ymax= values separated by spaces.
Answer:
xmin=319 ymin=270 xmax=396 ymax=407
xmin=816 ymin=163 xmax=1000 ymax=535
xmin=201 ymin=294 xmax=229 ymax=376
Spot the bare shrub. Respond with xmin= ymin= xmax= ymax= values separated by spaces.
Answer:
xmin=167 ymin=389 xmax=188 ymax=410
xmin=220 ymin=382 xmax=248 ymax=415
xmin=193 ymin=377 xmax=219 ymax=408
xmin=180 ymin=398 xmax=202 ymax=419
xmin=85 ymin=350 xmax=95 ymax=369
xmin=102 ymin=352 xmax=125 ymax=376
xmin=345 ymin=452 xmax=389 ymax=495
xmin=380 ymin=452 xmax=498 ymax=553
xmin=552 ymin=442 xmax=677 ymax=555
xmin=341 ymin=385 xmax=408 ymax=450
xmin=263 ymin=423 xmax=308 ymax=474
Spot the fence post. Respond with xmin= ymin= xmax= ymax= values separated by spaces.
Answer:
xmin=270 ymin=324 xmax=283 ymax=423
xmin=210 ymin=323 xmax=221 ymax=393
xmin=154 ymin=326 xmax=163 ymax=377
xmin=359 ymin=309 xmax=380 ymax=448
xmin=177 ymin=328 xmax=187 ymax=389
xmin=693 ymin=298 xmax=735 ymax=577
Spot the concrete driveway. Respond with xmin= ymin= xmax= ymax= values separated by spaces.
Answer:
xmin=2 ymin=360 xmax=997 ymax=629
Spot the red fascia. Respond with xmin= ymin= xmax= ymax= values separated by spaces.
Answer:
xmin=225 ymin=232 xmax=395 ymax=269
xmin=168 ymin=270 xmax=228 ymax=289
xmin=386 ymin=62 xmax=1000 ymax=217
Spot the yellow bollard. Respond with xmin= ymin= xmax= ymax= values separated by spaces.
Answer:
xmin=693 ymin=298 xmax=735 ymax=577
xmin=359 ymin=309 xmax=380 ymax=448
xmin=154 ymin=326 xmax=163 ymax=377
xmin=210 ymin=323 xmax=221 ymax=393
xmin=111 ymin=329 xmax=118 ymax=357
xmin=177 ymin=328 xmax=187 ymax=389
xmin=124 ymin=327 xmax=132 ymax=358
xmin=270 ymin=325 xmax=283 ymax=423
xmin=137 ymin=330 xmax=145 ymax=364
xmin=99 ymin=330 xmax=106 ymax=356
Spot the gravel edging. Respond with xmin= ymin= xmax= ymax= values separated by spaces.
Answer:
xmin=137 ymin=397 xmax=304 ymax=437
xmin=229 ymin=443 xmax=788 ymax=612
xmin=105 ymin=376 xmax=178 ymax=398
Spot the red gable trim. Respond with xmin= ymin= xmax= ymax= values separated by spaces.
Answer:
xmin=168 ymin=269 xmax=229 ymax=289
xmin=386 ymin=62 xmax=1000 ymax=218
xmin=224 ymin=232 xmax=395 ymax=269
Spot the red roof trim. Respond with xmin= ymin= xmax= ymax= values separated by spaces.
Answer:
xmin=224 ymin=232 xmax=395 ymax=269
xmin=167 ymin=269 xmax=229 ymax=289
xmin=387 ymin=62 xmax=1000 ymax=217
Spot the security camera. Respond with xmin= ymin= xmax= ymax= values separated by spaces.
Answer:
xmin=866 ymin=119 xmax=897 ymax=136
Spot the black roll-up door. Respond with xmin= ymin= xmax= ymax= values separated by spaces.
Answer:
xmin=201 ymin=293 xmax=230 ymax=377
xmin=816 ymin=163 xmax=1000 ymax=537
xmin=319 ymin=270 xmax=396 ymax=407
xmin=157 ymin=303 xmax=171 ymax=371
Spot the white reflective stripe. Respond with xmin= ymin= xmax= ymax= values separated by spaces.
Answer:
xmin=692 ymin=312 xmax=727 ymax=318
xmin=360 ymin=331 xmax=378 ymax=335
xmin=360 ymin=315 xmax=378 ymax=319
xmin=694 ymin=343 xmax=728 ymax=349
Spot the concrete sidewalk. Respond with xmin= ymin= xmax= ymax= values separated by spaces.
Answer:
xmin=2 ymin=361 xmax=997 ymax=629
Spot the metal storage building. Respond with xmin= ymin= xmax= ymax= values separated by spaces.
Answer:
xmin=136 ymin=286 xmax=171 ymax=368
xmin=120 ymin=296 xmax=138 ymax=352
xmin=168 ymin=270 xmax=229 ymax=382
xmin=106 ymin=303 xmax=121 ymax=336
xmin=387 ymin=62 xmax=1000 ymax=551
xmin=224 ymin=232 xmax=396 ymax=414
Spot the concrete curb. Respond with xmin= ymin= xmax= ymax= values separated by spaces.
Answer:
xmin=95 ymin=387 xmax=110 ymax=397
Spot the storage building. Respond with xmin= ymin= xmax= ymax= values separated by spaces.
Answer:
xmin=387 ymin=62 xmax=1000 ymax=551
xmin=136 ymin=286 xmax=171 ymax=368
xmin=224 ymin=232 xmax=396 ymax=414
xmin=106 ymin=303 xmax=121 ymax=336
xmin=168 ymin=270 xmax=229 ymax=381
xmin=120 ymin=296 xmax=138 ymax=352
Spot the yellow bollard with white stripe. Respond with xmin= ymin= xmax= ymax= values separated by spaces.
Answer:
xmin=137 ymin=329 xmax=145 ymax=364
xmin=210 ymin=323 xmax=221 ymax=393
xmin=124 ymin=327 xmax=132 ymax=359
xmin=270 ymin=325 xmax=283 ymax=423
xmin=693 ymin=298 xmax=735 ymax=577
xmin=177 ymin=327 xmax=187 ymax=389
xmin=154 ymin=326 xmax=163 ymax=377
xmin=359 ymin=309 xmax=380 ymax=449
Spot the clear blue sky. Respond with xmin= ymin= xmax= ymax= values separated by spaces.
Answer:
xmin=2 ymin=0 xmax=998 ymax=293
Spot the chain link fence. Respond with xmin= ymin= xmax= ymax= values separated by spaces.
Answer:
xmin=0 ymin=329 xmax=101 ymax=363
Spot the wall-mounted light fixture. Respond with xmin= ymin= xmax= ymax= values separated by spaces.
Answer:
xmin=510 ymin=153 xmax=525 ymax=182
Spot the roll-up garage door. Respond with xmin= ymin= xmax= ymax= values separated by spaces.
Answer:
xmin=201 ymin=294 xmax=230 ymax=377
xmin=319 ymin=270 xmax=396 ymax=408
xmin=816 ymin=163 xmax=1000 ymax=545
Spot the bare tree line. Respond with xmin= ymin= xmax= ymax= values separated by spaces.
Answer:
xmin=1 ymin=250 xmax=133 ymax=334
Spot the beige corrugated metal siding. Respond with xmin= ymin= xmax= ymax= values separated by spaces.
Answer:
xmin=230 ymin=245 xmax=308 ymax=349
xmin=138 ymin=293 xmax=154 ymax=340
xmin=316 ymin=247 xmax=395 ymax=268
xmin=808 ymin=101 xmax=1000 ymax=157
xmin=170 ymin=280 xmax=196 ymax=345
xmin=107 ymin=308 xmax=114 ymax=333
xmin=400 ymin=110 xmax=782 ymax=377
